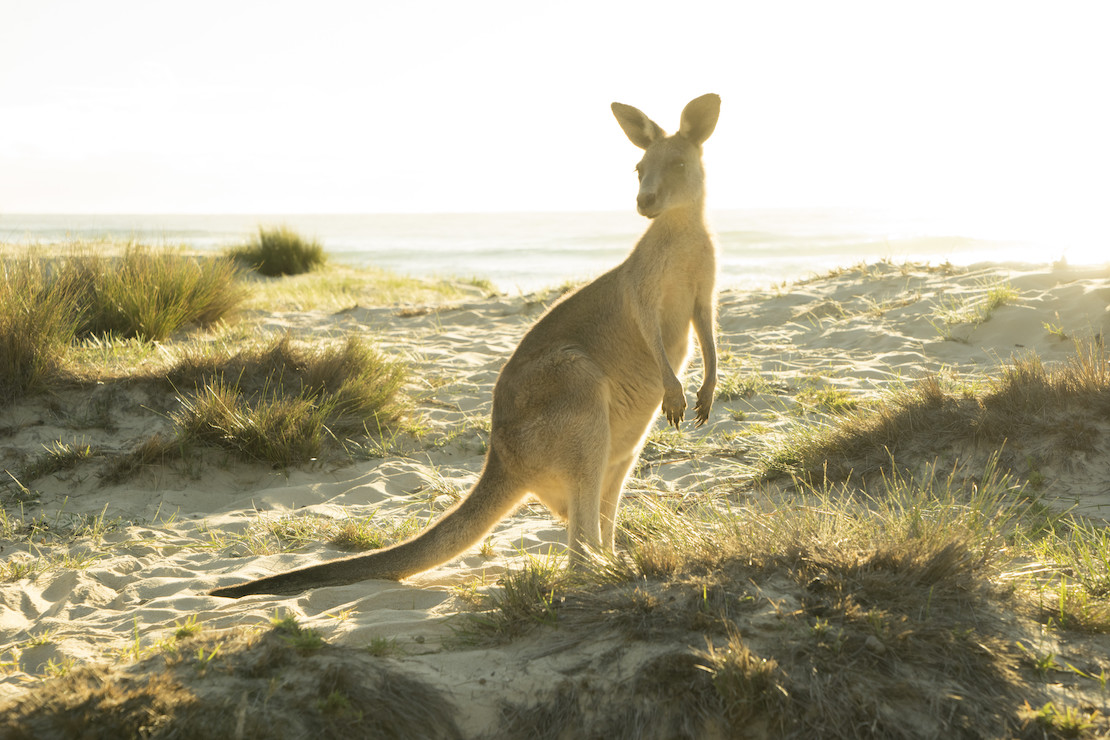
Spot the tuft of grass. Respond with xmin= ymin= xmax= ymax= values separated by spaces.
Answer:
xmin=364 ymin=636 xmax=400 ymax=657
xmin=794 ymin=384 xmax=858 ymax=415
xmin=758 ymin=340 xmax=1110 ymax=482
xmin=1 ymin=245 xmax=246 ymax=402
xmin=461 ymin=276 xmax=498 ymax=297
xmin=161 ymin=333 xmax=407 ymax=468
xmin=17 ymin=440 xmax=99 ymax=483
xmin=0 ymin=628 xmax=466 ymax=739
xmin=929 ymin=279 xmax=1020 ymax=340
xmin=175 ymin=379 xmax=333 ymax=467
xmin=196 ymin=510 xmax=418 ymax=558
xmin=461 ymin=549 xmax=566 ymax=643
xmin=1018 ymin=701 xmax=1100 ymax=737
xmin=99 ymin=433 xmax=183 ymax=485
xmin=983 ymin=278 xmax=1020 ymax=312
xmin=173 ymin=615 xmax=203 ymax=641
xmin=0 ymin=257 xmax=83 ymax=402
xmin=61 ymin=245 xmax=247 ymax=341
xmin=330 ymin=515 xmax=420 ymax=552
xmin=1 ymin=548 xmax=103 ymax=582
xmin=716 ymin=372 xmax=767 ymax=401
xmin=696 ymin=629 xmax=788 ymax=731
xmin=229 ymin=226 xmax=326 ymax=277
xmin=0 ymin=556 xmax=40 ymax=582
xmin=270 ymin=611 xmax=325 ymax=653
xmin=243 ymin=262 xmax=470 ymax=312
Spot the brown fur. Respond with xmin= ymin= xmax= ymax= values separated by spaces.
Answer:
xmin=210 ymin=94 xmax=720 ymax=598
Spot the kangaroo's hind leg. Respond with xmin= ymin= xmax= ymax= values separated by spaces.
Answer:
xmin=552 ymin=410 xmax=611 ymax=564
xmin=599 ymin=454 xmax=638 ymax=552
xmin=525 ymin=420 xmax=609 ymax=564
xmin=500 ymin=353 xmax=612 ymax=564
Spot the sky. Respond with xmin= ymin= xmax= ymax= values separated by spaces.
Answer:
xmin=1 ymin=1 xmax=1108 ymax=239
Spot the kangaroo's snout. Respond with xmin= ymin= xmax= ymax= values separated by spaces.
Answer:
xmin=636 ymin=191 xmax=658 ymax=216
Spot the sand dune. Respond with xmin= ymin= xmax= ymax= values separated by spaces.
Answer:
xmin=2 ymin=260 xmax=1109 ymax=736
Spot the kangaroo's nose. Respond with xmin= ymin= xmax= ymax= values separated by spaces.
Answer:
xmin=637 ymin=192 xmax=656 ymax=211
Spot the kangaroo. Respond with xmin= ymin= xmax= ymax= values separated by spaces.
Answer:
xmin=210 ymin=93 xmax=720 ymax=598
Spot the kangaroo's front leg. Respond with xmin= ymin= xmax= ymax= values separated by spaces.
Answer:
xmin=692 ymin=294 xmax=717 ymax=427
xmin=632 ymin=293 xmax=686 ymax=428
xmin=655 ymin=328 xmax=686 ymax=428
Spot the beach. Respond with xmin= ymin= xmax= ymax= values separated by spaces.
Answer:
xmin=2 ymin=258 xmax=1110 ymax=737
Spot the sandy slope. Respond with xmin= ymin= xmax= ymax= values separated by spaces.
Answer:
xmin=2 ymin=260 xmax=1109 ymax=735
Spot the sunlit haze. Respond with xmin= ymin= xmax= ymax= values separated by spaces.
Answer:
xmin=2 ymin=1 xmax=1107 ymax=257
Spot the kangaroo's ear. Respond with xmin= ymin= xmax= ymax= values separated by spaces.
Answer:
xmin=611 ymin=102 xmax=665 ymax=149
xmin=678 ymin=93 xmax=720 ymax=146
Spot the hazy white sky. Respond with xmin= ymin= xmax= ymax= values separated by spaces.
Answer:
xmin=2 ymin=0 xmax=1107 ymax=232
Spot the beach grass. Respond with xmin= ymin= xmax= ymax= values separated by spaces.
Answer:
xmin=100 ymin=333 xmax=409 ymax=472
xmin=1 ymin=239 xmax=464 ymax=475
xmin=4 ymin=257 xmax=1110 ymax=737
xmin=1 ymin=245 xmax=246 ymax=401
xmin=757 ymin=339 xmax=1110 ymax=482
xmin=0 ymin=256 xmax=83 ymax=402
xmin=61 ymin=245 xmax=247 ymax=342
xmin=228 ymin=225 xmax=326 ymax=277
xmin=465 ymin=454 xmax=1109 ymax=737
xmin=0 ymin=623 xmax=466 ymax=740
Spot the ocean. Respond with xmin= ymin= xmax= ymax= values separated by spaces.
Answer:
xmin=0 ymin=210 xmax=1088 ymax=293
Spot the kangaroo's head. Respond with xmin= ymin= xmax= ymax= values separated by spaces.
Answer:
xmin=611 ymin=93 xmax=720 ymax=219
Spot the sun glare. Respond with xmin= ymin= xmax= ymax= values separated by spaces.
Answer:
xmin=0 ymin=0 xmax=1105 ymax=244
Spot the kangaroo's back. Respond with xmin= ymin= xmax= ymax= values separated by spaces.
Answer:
xmin=210 ymin=94 xmax=721 ymax=598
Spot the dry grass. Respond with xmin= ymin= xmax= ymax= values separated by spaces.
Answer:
xmin=0 ymin=621 xmax=464 ymax=739
xmin=170 ymin=334 xmax=407 ymax=465
xmin=100 ymin=334 xmax=409 ymax=472
xmin=472 ymin=463 xmax=1105 ymax=737
xmin=2 ymin=241 xmax=439 ymax=483
xmin=759 ymin=340 xmax=1110 ymax=482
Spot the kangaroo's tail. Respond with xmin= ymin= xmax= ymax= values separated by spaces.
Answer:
xmin=210 ymin=451 xmax=522 ymax=598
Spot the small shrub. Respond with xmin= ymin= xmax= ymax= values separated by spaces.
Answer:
xmin=230 ymin=226 xmax=326 ymax=277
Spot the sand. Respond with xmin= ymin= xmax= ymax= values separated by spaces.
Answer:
xmin=2 ymin=259 xmax=1109 ymax=735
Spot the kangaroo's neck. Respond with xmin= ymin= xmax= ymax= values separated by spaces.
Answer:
xmin=637 ymin=202 xmax=708 ymax=249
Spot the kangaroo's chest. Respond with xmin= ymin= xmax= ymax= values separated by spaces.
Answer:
xmin=659 ymin=290 xmax=697 ymax=371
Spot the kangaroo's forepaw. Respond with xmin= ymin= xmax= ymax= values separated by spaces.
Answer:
xmin=693 ymin=386 xmax=714 ymax=427
xmin=662 ymin=385 xmax=687 ymax=429
xmin=662 ymin=401 xmax=686 ymax=429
